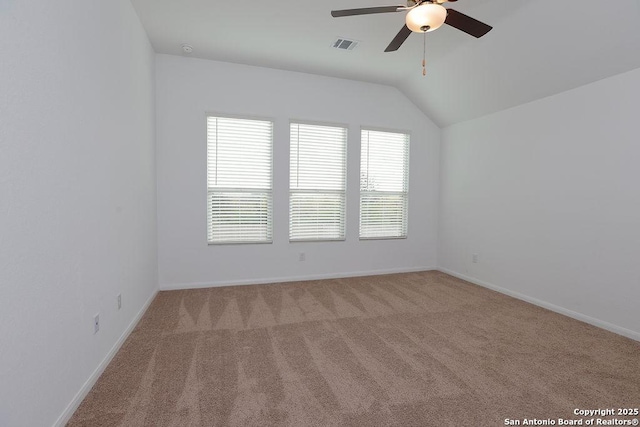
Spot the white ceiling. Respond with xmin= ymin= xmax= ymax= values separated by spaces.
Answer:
xmin=131 ymin=0 xmax=640 ymax=127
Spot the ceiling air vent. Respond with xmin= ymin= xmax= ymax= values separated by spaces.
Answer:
xmin=332 ymin=38 xmax=358 ymax=51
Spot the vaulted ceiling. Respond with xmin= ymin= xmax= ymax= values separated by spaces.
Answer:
xmin=131 ymin=0 xmax=640 ymax=127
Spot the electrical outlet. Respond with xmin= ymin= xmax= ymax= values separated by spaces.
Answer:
xmin=117 ymin=294 xmax=122 ymax=310
xmin=299 ymin=252 xmax=306 ymax=262
xmin=94 ymin=314 xmax=100 ymax=334
xmin=472 ymin=253 xmax=479 ymax=264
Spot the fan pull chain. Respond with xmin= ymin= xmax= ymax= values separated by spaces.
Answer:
xmin=422 ymin=28 xmax=427 ymax=76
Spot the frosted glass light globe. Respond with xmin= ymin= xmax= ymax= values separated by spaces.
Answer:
xmin=406 ymin=3 xmax=447 ymax=33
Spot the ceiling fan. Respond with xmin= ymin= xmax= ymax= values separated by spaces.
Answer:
xmin=331 ymin=0 xmax=492 ymax=52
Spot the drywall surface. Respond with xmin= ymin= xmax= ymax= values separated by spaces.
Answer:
xmin=156 ymin=55 xmax=440 ymax=289
xmin=440 ymin=67 xmax=640 ymax=338
xmin=0 ymin=1 xmax=157 ymax=425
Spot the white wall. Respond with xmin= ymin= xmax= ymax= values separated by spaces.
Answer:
xmin=156 ymin=55 xmax=440 ymax=289
xmin=439 ymin=67 xmax=640 ymax=340
xmin=0 ymin=1 xmax=157 ymax=426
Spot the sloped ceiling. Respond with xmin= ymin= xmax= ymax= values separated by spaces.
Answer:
xmin=131 ymin=0 xmax=640 ymax=127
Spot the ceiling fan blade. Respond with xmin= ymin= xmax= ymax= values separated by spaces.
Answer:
xmin=444 ymin=9 xmax=492 ymax=38
xmin=331 ymin=6 xmax=402 ymax=18
xmin=384 ymin=24 xmax=412 ymax=52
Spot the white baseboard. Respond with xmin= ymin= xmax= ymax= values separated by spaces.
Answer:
xmin=438 ymin=267 xmax=640 ymax=342
xmin=160 ymin=266 xmax=437 ymax=291
xmin=53 ymin=289 xmax=159 ymax=427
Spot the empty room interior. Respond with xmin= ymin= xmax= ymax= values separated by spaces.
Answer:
xmin=2 ymin=0 xmax=640 ymax=426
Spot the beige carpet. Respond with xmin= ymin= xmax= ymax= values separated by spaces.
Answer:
xmin=68 ymin=271 xmax=640 ymax=426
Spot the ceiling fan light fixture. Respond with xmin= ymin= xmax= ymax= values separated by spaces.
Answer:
xmin=406 ymin=3 xmax=447 ymax=33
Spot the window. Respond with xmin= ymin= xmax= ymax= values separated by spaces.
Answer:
xmin=206 ymin=116 xmax=273 ymax=244
xmin=360 ymin=129 xmax=410 ymax=239
xmin=290 ymin=122 xmax=347 ymax=241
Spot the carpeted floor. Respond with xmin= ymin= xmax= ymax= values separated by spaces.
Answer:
xmin=68 ymin=271 xmax=640 ymax=426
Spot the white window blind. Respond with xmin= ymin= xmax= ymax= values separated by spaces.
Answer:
xmin=290 ymin=122 xmax=347 ymax=241
xmin=360 ymin=129 xmax=409 ymax=239
xmin=207 ymin=116 xmax=273 ymax=244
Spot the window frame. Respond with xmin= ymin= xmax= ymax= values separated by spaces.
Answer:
xmin=359 ymin=126 xmax=411 ymax=240
xmin=289 ymin=119 xmax=348 ymax=242
xmin=206 ymin=113 xmax=274 ymax=245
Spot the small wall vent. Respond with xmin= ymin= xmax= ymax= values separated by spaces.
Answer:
xmin=331 ymin=38 xmax=359 ymax=51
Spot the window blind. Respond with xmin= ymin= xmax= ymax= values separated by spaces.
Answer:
xmin=290 ymin=123 xmax=347 ymax=241
xmin=360 ymin=129 xmax=409 ymax=239
xmin=207 ymin=116 xmax=273 ymax=244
